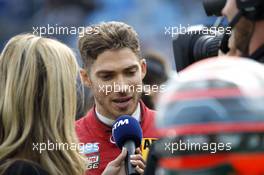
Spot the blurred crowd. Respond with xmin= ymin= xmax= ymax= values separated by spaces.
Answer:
xmin=0 ymin=0 xmax=216 ymax=68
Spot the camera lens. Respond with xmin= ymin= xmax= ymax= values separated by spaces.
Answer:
xmin=193 ymin=34 xmax=223 ymax=61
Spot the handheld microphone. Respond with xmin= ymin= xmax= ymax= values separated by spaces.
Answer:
xmin=112 ymin=115 xmax=143 ymax=175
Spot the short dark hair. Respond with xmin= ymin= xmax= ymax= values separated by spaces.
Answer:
xmin=78 ymin=21 xmax=141 ymax=70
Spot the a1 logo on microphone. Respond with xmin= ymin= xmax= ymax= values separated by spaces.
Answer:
xmin=112 ymin=115 xmax=142 ymax=150
xmin=112 ymin=118 xmax=129 ymax=130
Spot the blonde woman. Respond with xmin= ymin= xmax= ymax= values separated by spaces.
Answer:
xmin=0 ymin=34 xmax=86 ymax=175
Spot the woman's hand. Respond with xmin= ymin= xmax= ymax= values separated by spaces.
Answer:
xmin=102 ymin=147 xmax=146 ymax=175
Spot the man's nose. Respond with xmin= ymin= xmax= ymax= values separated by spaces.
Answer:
xmin=115 ymin=76 xmax=129 ymax=93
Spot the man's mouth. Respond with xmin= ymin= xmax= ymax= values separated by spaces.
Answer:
xmin=112 ymin=96 xmax=133 ymax=109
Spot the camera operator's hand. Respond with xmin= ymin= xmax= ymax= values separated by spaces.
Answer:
xmin=102 ymin=147 xmax=145 ymax=175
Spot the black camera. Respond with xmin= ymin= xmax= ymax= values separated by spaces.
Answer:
xmin=173 ymin=27 xmax=229 ymax=72
xmin=203 ymin=0 xmax=226 ymax=17
xmin=173 ymin=0 xmax=228 ymax=72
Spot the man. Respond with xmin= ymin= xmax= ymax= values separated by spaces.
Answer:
xmin=222 ymin=0 xmax=264 ymax=61
xmin=76 ymin=21 xmax=157 ymax=175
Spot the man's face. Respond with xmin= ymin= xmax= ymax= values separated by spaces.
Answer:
xmin=81 ymin=48 xmax=146 ymax=120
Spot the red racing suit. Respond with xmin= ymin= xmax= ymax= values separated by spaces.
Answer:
xmin=75 ymin=101 xmax=157 ymax=175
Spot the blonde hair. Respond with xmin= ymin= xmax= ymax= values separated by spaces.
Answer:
xmin=0 ymin=34 xmax=86 ymax=175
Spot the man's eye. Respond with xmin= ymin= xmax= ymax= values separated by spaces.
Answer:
xmin=127 ymin=71 xmax=136 ymax=76
xmin=126 ymin=69 xmax=137 ymax=76
xmin=101 ymin=75 xmax=113 ymax=80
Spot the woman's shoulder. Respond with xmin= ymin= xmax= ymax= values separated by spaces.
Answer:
xmin=2 ymin=160 xmax=48 ymax=175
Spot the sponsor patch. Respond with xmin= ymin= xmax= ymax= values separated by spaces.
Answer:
xmin=80 ymin=142 xmax=99 ymax=154
xmin=141 ymin=138 xmax=158 ymax=161
xmin=87 ymin=155 xmax=100 ymax=170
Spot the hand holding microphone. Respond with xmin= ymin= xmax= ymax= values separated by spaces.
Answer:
xmin=102 ymin=147 xmax=145 ymax=175
xmin=110 ymin=115 xmax=144 ymax=175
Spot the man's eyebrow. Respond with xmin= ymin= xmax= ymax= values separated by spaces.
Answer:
xmin=96 ymin=65 xmax=138 ymax=75
xmin=124 ymin=65 xmax=138 ymax=71
xmin=96 ymin=70 xmax=115 ymax=75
